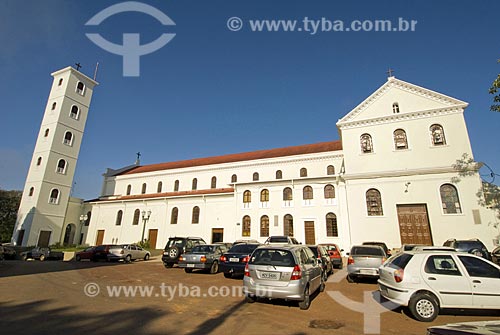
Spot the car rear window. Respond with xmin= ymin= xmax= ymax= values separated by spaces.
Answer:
xmin=166 ymin=239 xmax=185 ymax=249
xmin=386 ymin=253 xmax=413 ymax=270
xmin=250 ymin=249 xmax=295 ymax=267
xmin=455 ymin=241 xmax=484 ymax=252
xmin=192 ymin=245 xmax=215 ymax=253
xmin=351 ymin=246 xmax=385 ymax=256
xmin=228 ymin=244 xmax=259 ymax=254
xmin=269 ymin=236 xmax=289 ymax=243
xmin=307 ymin=247 xmax=319 ymax=257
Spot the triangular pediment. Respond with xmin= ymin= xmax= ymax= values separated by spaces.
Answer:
xmin=337 ymin=77 xmax=468 ymax=127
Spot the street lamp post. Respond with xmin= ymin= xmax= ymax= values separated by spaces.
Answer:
xmin=141 ymin=210 xmax=151 ymax=242
xmin=79 ymin=214 xmax=88 ymax=245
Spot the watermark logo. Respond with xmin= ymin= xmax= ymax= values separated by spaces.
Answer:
xmin=85 ymin=1 xmax=176 ymax=77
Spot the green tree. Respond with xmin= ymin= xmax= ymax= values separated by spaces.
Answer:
xmin=490 ymin=59 xmax=500 ymax=112
xmin=0 ymin=189 xmax=22 ymax=242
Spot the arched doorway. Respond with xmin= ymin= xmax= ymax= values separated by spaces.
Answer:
xmin=63 ymin=223 xmax=76 ymax=246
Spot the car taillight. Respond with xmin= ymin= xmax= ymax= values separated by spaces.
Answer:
xmin=241 ymin=256 xmax=250 ymax=263
xmin=244 ymin=263 xmax=250 ymax=277
xmin=179 ymin=256 xmax=184 ymax=261
xmin=290 ymin=265 xmax=302 ymax=280
xmin=347 ymin=256 xmax=354 ymax=265
xmin=394 ymin=269 xmax=404 ymax=283
xmin=220 ymin=255 xmax=227 ymax=262
xmin=200 ymin=256 xmax=207 ymax=263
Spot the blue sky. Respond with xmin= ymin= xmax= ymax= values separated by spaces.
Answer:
xmin=0 ymin=0 xmax=499 ymax=200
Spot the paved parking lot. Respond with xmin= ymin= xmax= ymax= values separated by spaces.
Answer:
xmin=1 ymin=257 xmax=499 ymax=335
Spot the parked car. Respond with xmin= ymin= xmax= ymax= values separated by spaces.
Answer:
xmin=220 ymin=242 xmax=261 ymax=278
xmin=162 ymin=236 xmax=206 ymax=268
xmin=264 ymin=235 xmax=300 ymax=245
xmin=243 ymin=244 xmax=324 ymax=310
xmin=75 ymin=247 xmax=96 ymax=261
xmin=92 ymin=244 xmax=117 ymax=262
xmin=0 ymin=243 xmax=4 ymax=260
xmin=107 ymin=244 xmax=151 ymax=262
xmin=378 ymin=250 xmax=500 ymax=322
xmin=319 ymin=243 xmax=344 ymax=269
xmin=21 ymin=247 xmax=63 ymax=261
xmin=347 ymin=245 xmax=387 ymax=282
xmin=178 ymin=244 xmax=228 ymax=274
xmin=362 ymin=241 xmax=392 ymax=257
xmin=492 ymin=246 xmax=500 ymax=265
xmin=307 ymin=245 xmax=333 ymax=280
xmin=2 ymin=245 xmax=17 ymax=260
xmin=428 ymin=320 xmax=500 ymax=335
xmin=443 ymin=238 xmax=492 ymax=261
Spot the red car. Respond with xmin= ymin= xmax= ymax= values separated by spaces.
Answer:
xmin=319 ymin=243 xmax=344 ymax=269
xmin=75 ymin=247 xmax=96 ymax=261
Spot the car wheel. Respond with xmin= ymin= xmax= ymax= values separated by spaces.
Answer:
xmin=125 ymin=255 xmax=132 ymax=263
xmin=185 ymin=268 xmax=193 ymax=273
xmin=298 ymin=285 xmax=311 ymax=310
xmin=39 ymin=254 xmax=45 ymax=261
xmin=76 ymin=255 xmax=81 ymax=261
xmin=408 ymin=292 xmax=439 ymax=322
xmin=164 ymin=262 xmax=174 ymax=268
xmin=346 ymin=274 xmax=356 ymax=283
xmin=210 ymin=261 xmax=219 ymax=274
xmin=245 ymin=294 xmax=257 ymax=303
xmin=168 ymin=247 xmax=179 ymax=259
xmin=223 ymin=272 xmax=232 ymax=279
xmin=22 ymin=254 xmax=28 ymax=261
xmin=144 ymin=254 xmax=150 ymax=261
xmin=319 ymin=275 xmax=325 ymax=292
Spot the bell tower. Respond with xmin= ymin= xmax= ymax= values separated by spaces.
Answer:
xmin=13 ymin=66 xmax=98 ymax=246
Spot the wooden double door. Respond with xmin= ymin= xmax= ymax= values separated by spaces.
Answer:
xmin=397 ymin=204 xmax=433 ymax=246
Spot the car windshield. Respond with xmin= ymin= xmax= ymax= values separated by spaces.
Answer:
xmin=363 ymin=242 xmax=387 ymax=250
xmin=191 ymin=245 xmax=215 ymax=253
xmin=324 ymin=245 xmax=337 ymax=251
xmin=250 ymin=249 xmax=295 ymax=267
xmin=166 ymin=239 xmax=185 ymax=249
xmin=351 ymin=246 xmax=385 ymax=256
xmin=307 ymin=247 xmax=319 ymax=257
xmin=228 ymin=244 xmax=259 ymax=254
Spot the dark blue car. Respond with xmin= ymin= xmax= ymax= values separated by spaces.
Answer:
xmin=220 ymin=243 xmax=260 ymax=278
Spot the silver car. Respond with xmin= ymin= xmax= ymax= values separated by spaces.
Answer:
xmin=243 ymin=245 xmax=323 ymax=310
xmin=347 ymin=245 xmax=387 ymax=282
xmin=107 ymin=244 xmax=151 ymax=262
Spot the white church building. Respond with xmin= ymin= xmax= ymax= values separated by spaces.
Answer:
xmin=13 ymin=66 xmax=499 ymax=252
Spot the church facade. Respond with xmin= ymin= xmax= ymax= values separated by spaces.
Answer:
xmin=13 ymin=67 xmax=499 ymax=251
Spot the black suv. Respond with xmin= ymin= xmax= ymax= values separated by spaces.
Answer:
xmin=443 ymin=238 xmax=491 ymax=260
xmin=162 ymin=237 xmax=206 ymax=268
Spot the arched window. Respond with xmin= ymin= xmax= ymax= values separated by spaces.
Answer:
xmin=260 ymin=189 xmax=269 ymax=202
xmin=392 ymin=102 xmax=400 ymax=114
xmin=76 ymin=81 xmax=85 ymax=95
xmin=242 ymin=215 xmax=251 ymax=237
xmin=115 ymin=210 xmax=123 ymax=225
xmin=192 ymin=206 xmax=200 ymax=224
xmin=174 ymin=180 xmax=179 ymax=191
xmin=49 ymin=188 xmax=60 ymax=204
xmin=276 ymin=170 xmax=282 ymax=179
xmin=58 ymin=78 xmax=63 ymax=86
xmin=440 ymin=184 xmax=462 ymax=214
xmin=51 ymin=102 xmax=57 ymax=110
xmin=44 ymin=128 xmax=50 ymax=137
xmin=63 ymin=131 xmax=73 ymax=146
xmin=133 ymin=209 xmax=140 ymax=225
xmin=36 ymin=157 xmax=42 ymax=166
xmin=70 ymin=105 xmax=79 ymax=120
xmin=29 ymin=187 xmax=34 ymax=197
xmin=260 ymin=215 xmax=269 ymax=237
xmin=253 ymin=172 xmax=259 ymax=181
xmin=211 ymin=176 xmax=217 ymax=189
xmin=366 ymin=188 xmax=383 ymax=216
xmin=360 ymin=134 xmax=373 ymax=153
xmin=327 ymin=165 xmax=335 ymax=175
xmin=231 ymin=174 xmax=237 ymax=183
xmin=56 ymin=159 xmax=66 ymax=174
xmin=157 ymin=181 xmax=163 ymax=193
xmin=284 ymin=214 xmax=293 ymax=236
xmin=192 ymin=178 xmax=198 ymax=190
xmin=85 ymin=211 xmax=91 ymax=226
xmin=126 ymin=184 xmax=131 ymax=195
xmin=283 ymin=187 xmax=293 ymax=201
xmin=300 ymin=168 xmax=308 ymax=177
xmin=243 ymin=190 xmax=251 ymax=203
xmin=324 ymin=184 xmax=335 ymax=199
xmin=430 ymin=124 xmax=446 ymax=145
xmin=141 ymin=183 xmax=147 ymax=194
xmin=326 ymin=213 xmax=338 ymax=237
xmin=303 ymin=186 xmax=313 ymax=200
xmin=171 ymin=207 xmax=178 ymax=224
xmin=394 ymin=129 xmax=408 ymax=150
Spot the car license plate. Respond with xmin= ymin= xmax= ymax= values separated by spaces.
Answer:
xmin=260 ymin=272 xmax=279 ymax=280
xmin=229 ymin=258 xmax=240 ymax=262
xmin=360 ymin=269 xmax=376 ymax=275
xmin=187 ymin=264 xmax=195 ymax=268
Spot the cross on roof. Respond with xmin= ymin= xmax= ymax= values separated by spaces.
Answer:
xmin=75 ymin=63 xmax=82 ymax=71
xmin=386 ymin=68 xmax=395 ymax=77
xmin=136 ymin=152 xmax=141 ymax=160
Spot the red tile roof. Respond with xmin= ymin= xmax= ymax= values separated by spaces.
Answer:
xmin=120 ymin=140 xmax=342 ymax=175
xmin=97 ymin=188 xmax=234 ymax=202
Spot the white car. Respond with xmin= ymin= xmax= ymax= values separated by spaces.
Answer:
xmin=378 ymin=250 xmax=500 ymax=322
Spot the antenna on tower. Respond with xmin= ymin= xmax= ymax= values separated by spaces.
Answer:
xmin=93 ymin=62 xmax=99 ymax=81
